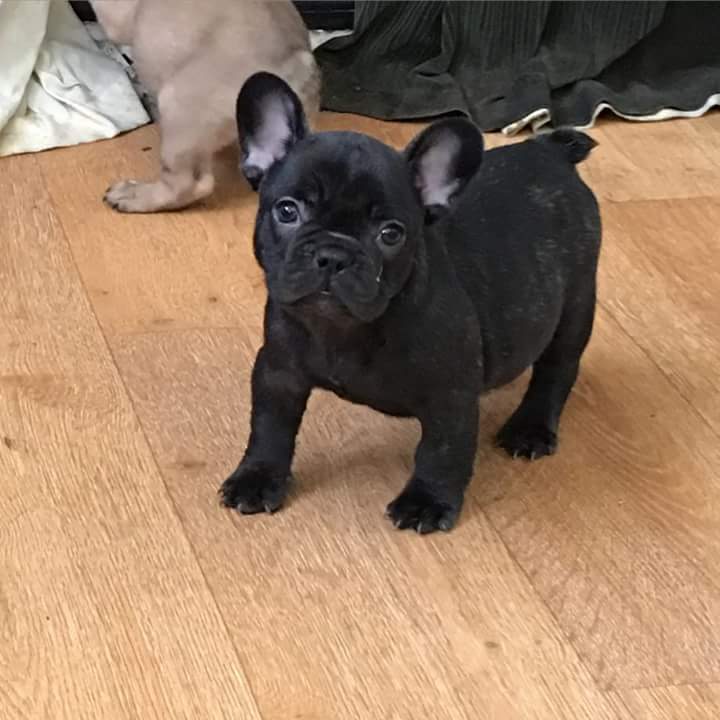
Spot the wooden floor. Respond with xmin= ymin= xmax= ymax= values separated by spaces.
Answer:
xmin=1 ymin=110 xmax=720 ymax=719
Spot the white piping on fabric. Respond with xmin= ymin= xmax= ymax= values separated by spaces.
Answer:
xmin=501 ymin=94 xmax=720 ymax=135
xmin=574 ymin=93 xmax=720 ymax=129
xmin=502 ymin=108 xmax=550 ymax=136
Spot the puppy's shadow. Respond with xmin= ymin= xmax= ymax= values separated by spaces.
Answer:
xmin=294 ymin=429 xmax=418 ymax=498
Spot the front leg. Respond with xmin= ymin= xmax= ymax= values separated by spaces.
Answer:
xmin=220 ymin=346 xmax=310 ymax=514
xmin=386 ymin=397 xmax=478 ymax=534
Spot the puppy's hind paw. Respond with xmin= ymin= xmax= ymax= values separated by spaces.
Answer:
xmin=495 ymin=419 xmax=557 ymax=461
xmin=219 ymin=462 xmax=291 ymax=515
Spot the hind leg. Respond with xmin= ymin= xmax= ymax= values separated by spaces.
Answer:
xmin=104 ymin=83 xmax=217 ymax=213
xmin=496 ymin=288 xmax=596 ymax=460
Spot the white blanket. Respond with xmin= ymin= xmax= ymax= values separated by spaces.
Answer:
xmin=0 ymin=0 xmax=149 ymax=157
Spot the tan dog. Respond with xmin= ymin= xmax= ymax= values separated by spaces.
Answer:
xmin=91 ymin=0 xmax=320 ymax=212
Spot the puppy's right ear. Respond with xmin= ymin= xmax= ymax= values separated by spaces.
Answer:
xmin=236 ymin=72 xmax=308 ymax=190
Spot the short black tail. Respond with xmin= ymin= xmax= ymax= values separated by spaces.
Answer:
xmin=541 ymin=128 xmax=598 ymax=164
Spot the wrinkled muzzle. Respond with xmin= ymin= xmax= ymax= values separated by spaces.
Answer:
xmin=274 ymin=232 xmax=385 ymax=321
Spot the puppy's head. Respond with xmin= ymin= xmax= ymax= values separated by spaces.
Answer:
xmin=237 ymin=72 xmax=484 ymax=323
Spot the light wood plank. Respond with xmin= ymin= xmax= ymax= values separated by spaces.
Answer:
xmin=599 ymin=198 xmax=720 ymax=434
xmin=111 ymin=327 xmax=619 ymax=720
xmin=609 ymin=684 xmax=720 ymax=720
xmin=476 ymin=305 xmax=720 ymax=689
xmin=0 ymin=155 xmax=260 ymax=720
xmin=583 ymin=113 xmax=720 ymax=202
xmin=36 ymin=126 xmax=264 ymax=337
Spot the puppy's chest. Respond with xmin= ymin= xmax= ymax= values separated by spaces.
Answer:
xmin=307 ymin=344 xmax=413 ymax=417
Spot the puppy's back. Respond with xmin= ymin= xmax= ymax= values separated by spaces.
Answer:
xmin=439 ymin=130 xmax=601 ymax=303
xmin=131 ymin=0 xmax=319 ymax=111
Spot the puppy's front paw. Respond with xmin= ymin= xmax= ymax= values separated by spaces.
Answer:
xmin=386 ymin=483 xmax=460 ymax=534
xmin=496 ymin=419 xmax=557 ymax=460
xmin=219 ymin=462 xmax=290 ymax=514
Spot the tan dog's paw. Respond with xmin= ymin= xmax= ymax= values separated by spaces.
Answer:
xmin=104 ymin=180 xmax=155 ymax=213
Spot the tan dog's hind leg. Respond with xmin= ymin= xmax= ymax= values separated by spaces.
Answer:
xmin=104 ymin=158 xmax=214 ymax=213
xmin=104 ymin=82 xmax=219 ymax=213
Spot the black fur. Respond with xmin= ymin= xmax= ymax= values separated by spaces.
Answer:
xmin=221 ymin=73 xmax=601 ymax=533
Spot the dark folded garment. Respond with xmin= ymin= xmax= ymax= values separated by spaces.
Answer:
xmin=315 ymin=1 xmax=720 ymax=131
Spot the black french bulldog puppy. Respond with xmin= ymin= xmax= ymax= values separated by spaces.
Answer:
xmin=221 ymin=72 xmax=601 ymax=534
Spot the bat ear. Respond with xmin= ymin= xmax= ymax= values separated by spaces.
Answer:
xmin=404 ymin=118 xmax=484 ymax=207
xmin=236 ymin=72 xmax=308 ymax=189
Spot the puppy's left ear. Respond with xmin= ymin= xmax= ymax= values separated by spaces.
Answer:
xmin=404 ymin=118 xmax=484 ymax=208
xmin=236 ymin=72 xmax=308 ymax=190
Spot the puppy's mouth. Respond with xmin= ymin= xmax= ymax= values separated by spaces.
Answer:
xmin=273 ymin=236 xmax=385 ymax=321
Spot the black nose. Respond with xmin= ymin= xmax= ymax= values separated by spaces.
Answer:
xmin=314 ymin=246 xmax=353 ymax=274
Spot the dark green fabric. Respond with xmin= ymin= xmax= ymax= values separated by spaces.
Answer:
xmin=315 ymin=1 xmax=720 ymax=130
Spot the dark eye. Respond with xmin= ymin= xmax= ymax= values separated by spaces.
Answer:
xmin=274 ymin=198 xmax=300 ymax=224
xmin=379 ymin=222 xmax=406 ymax=248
